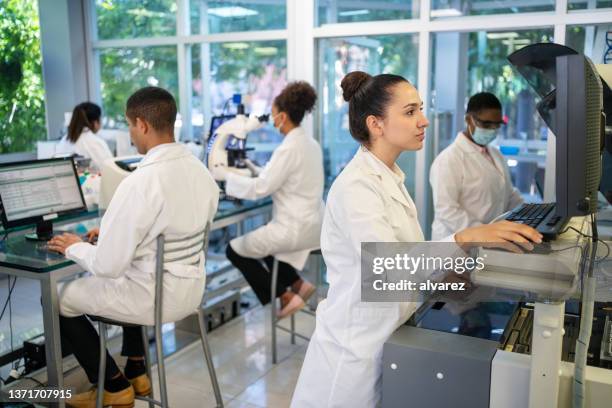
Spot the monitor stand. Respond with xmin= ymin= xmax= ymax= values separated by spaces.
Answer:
xmin=25 ymin=220 xmax=55 ymax=241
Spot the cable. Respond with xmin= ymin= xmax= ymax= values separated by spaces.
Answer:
xmin=561 ymin=225 xmax=610 ymax=262
xmin=0 ymin=275 xmax=17 ymax=321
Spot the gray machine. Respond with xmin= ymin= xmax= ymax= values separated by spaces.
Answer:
xmin=382 ymin=299 xmax=612 ymax=408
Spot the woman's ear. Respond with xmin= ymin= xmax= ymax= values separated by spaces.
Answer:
xmin=365 ymin=115 xmax=383 ymax=140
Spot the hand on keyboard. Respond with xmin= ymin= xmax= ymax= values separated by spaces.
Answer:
xmin=47 ymin=233 xmax=84 ymax=255
xmin=455 ymin=220 xmax=543 ymax=253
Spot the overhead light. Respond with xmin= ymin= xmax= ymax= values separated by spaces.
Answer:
xmin=254 ymin=47 xmax=278 ymax=56
xmin=339 ymin=9 xmax=370 ymax=17
xmin=487 ymin=32 xmax=520 ymax=40
xmin=507 ymin=159 xmax=518 ymax=167
xmin=222 ymin=42 xmax=250 ymax=50
xmin=502 ymin=39 xmax=531 ymax=46
xmin=208 ymin=6 xmax=258 ymax=18
xmin=430 ymin=8 xmax=462 ymax=18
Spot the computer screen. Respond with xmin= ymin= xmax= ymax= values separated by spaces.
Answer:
xmin=0 ymin=158 xmax=86 ymax=227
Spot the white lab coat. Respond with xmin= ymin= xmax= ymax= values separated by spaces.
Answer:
xmin=56 ymin=129 xmax=113 ymax=171
xmin=58 ymin=143 xmax=219 ymax=325
xmin=430 ymin=132 xmax=524 ymax=240
xmin=292 ymin=147 xmax=453 ymax=408
xmin=225 ymin=127 xmax=324 ymax=270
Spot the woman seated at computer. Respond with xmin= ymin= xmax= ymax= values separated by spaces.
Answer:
xmin=211 ymin=81 xmax=324 ymax=319
xmin=56 ymin=102 xmax=113 ymax=171
xmin=429 ymin=92 xmax=524 ymax=240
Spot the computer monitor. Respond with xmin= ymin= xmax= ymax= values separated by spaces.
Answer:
xmin=0 ymin=157 xmax=87 ymax=240
xmin=508 ymin=43 xmax=607 ymax=217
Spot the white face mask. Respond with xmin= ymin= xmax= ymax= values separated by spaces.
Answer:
xmin=471 ymin=126 xmax=498 ymax=146
xmin=272 ymin=113 xmax=285 ymax=132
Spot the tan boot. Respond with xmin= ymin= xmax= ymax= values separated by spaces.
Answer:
xmin=66 ymin=385 xmax=135 ymax=408
xmin=278 ymin=292 xmax=305 ymax=319
xmin=129 ymin=373 xmax=152 ymax=396
xmin=292 ymin=279 xmax=316 ymax=303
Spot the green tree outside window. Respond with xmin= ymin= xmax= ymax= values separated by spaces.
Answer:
xmin=0 ymin=0 xmax=46 ymax=153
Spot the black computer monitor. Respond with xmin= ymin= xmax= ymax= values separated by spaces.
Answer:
xmin=508 ymin=43 xmax=607 ymax=217
xmin=0 ymin=157 xmax=87 ymax=240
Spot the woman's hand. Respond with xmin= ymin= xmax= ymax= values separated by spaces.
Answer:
xmin=86 ymin=228 xmax=100 ymax=243
xmin=455 ymin=221 xmax=543 ymax=253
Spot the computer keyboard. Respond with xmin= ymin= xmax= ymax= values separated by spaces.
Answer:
xmin=504 ymin=203 xmax=569 ymax=241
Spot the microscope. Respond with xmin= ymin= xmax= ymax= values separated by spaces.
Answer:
xmin=206 ymin=95 xmax=269 ymax=181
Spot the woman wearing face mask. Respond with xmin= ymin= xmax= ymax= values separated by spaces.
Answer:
xmin=212 ymin=81 xmax=324 ymax=318
xmin=56 ymin=102 xmax=114 ymax=171
xmin=290 ymin=74 xmax=541 ymax=407
xmin=429 ymin=92 xmax=524 ymax=240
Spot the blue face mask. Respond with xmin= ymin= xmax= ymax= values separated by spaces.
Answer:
xmin=471 ymin=126 xmax=498 ymax=146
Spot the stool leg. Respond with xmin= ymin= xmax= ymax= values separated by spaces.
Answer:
xmin=290 ymin=314 xmax=296 ymax=345
xmin=141 ymin=326 xmax=155 ymax=408
xmin=96 ymin=322 xmax=106 ymax=408
xmin=271 ymin=258 xmax=279 ymax=364
xmin=197 ymin=308 xmax=224 ymax=408
xmin=154 ymin=323 xmax=169 ymax=407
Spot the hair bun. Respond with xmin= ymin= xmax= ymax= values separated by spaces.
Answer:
xmin=341 ymin=71 xmax=372 ymax=102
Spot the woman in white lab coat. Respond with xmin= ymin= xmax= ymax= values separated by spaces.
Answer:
xmin=430 ymin=92 xmax=524 ymax=240
xmin=213 ymin=81 xmax=324 ymax=318
xmin=290 ymin=72 xmax=543 ymax=408
xmin=56 ymin=102 xmax=113 ymax=171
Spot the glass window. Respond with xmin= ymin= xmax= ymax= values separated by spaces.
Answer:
xmin=192 ymin=40 xmax=287 ymax=164
xmin=317 ymin=35 xmax=419 ymax=195
xmin=568 ymin=0 xmax=612 ymax=10
xmin=429 ymin=29 xmax=554 ymax=207
xmin=190 ymin=0 xmax=286 ymax=35
xmin=566 ymin=23 xmax=612 ymax=64
xmin=0 ymin=0 xmax=46 ymax=154
xmin=95 ymin=0 xmax=177 ymax=40
xmin=99 ymin=46 xmax=179 ymax=128
xmin=316 ymin=0 xmax=419 ymax=25
xmin=431 ymin=0 xmax=554 ymax=18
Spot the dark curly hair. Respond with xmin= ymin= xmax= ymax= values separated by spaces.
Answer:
xmin=273 ymin=81 xmax=317 ymax=125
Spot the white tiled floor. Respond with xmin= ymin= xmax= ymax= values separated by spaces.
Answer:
xmin=66 ymin=305 xmax=316 ymax=408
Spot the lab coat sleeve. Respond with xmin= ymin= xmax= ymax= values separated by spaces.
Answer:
xmin=507 ymin=187 xmax=524 ymax=211
xmin=65 ymin=180 xmax=159 ymax=278
xmin=224 ymin=145 xmax=294 ymax=200
xmin=430 ymin=153 xmax=481 ymax=232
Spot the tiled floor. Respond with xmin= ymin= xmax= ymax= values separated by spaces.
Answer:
xmin=65 ymin=305 xmax=316 ymax=408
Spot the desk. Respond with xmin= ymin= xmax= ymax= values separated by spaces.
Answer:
xmin=0 ymin=199 xmax=271 ymax=407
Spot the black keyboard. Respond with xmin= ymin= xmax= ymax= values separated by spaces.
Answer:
xmin=504 ymin=203 xmax=569 ymax=241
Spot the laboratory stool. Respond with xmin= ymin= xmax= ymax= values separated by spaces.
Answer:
xmin=270 ymin=248 xmax=324 ymax=364
xmin=91 ymin=224 xmax=224 ymax=408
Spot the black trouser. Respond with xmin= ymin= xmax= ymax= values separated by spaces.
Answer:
xmin=59 ymin=315 xmax=144 ymax=384
xmin=226 ymin=243 xmax=301 ymax=305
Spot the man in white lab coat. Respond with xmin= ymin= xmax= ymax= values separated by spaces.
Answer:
xmin=48 ymin=87 xmax=219 ymax=408
xmin=430 ymin=92 xmax=524 ymax=240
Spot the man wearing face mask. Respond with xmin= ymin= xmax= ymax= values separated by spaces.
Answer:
xmin=212 ymin=82 xmax=325 ymax=318
xmin=429 ymin=92 xmax=524 ymax=240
